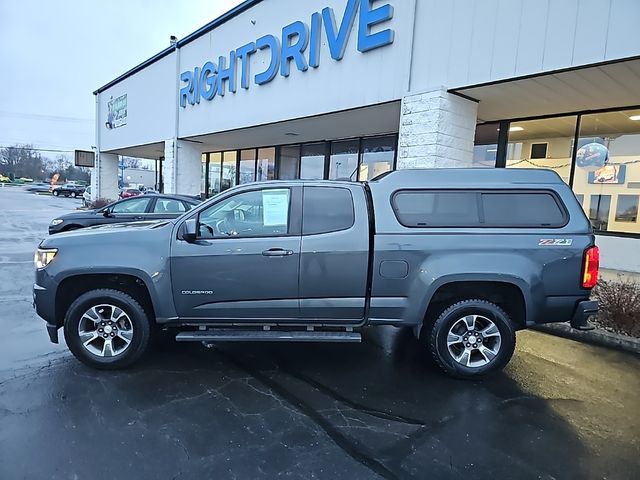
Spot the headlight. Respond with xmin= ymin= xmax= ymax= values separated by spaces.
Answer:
xmin=34 ymin=248 xmax=58 ymax=269
xmin=50 ymin=219 xmax=64 ymax=226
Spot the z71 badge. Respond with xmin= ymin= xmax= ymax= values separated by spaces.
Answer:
xmin=539 ymin=239 xmax=573 ymax=246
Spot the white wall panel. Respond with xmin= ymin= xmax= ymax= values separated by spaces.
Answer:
xmin=572 ymin=0 xmax=610 ymax=65
xmin=514 ymin=0 xmax=549 ymax=75
xmin=606 ymin=0 xmax=640 ymax=59
xmin=541 ymin=0 xmax=579 ymax=70
xmin=466 ymin=0 xmax=500 ymax=86
xmin=490 ymin=0 xmax=522 ymax=79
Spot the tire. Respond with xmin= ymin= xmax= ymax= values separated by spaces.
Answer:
xmin=70 ymin=192 xmax=76 ymax=198
xmin=63 ymin=289 xmax=151 ymax=369
xmin=53 ymin=190 xmax=59 ymax=196
xmin=427 ymin=299 xmax=516 ymax=379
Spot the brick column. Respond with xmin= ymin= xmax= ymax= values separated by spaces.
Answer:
xmin=397 ymin=87 xmax=478 ymax=169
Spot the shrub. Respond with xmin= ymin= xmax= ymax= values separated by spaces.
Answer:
xmin=592 ymin=277 xmax=640 ymax=337
xmin=89 ymin=198 xmax=112 ymax=209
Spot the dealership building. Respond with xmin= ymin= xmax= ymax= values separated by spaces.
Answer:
xmin=93 ymin=0 xmax=640 ymax=272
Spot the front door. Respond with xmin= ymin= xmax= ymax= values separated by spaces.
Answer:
xmin=171 ymin=186 xmax=302 ymax=321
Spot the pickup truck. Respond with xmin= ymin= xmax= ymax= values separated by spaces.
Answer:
xmin=33 ymin=169 xmax=599 ymax=378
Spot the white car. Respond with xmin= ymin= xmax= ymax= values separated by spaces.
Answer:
xmin=82 ymin=186 xmax=92 ymax=207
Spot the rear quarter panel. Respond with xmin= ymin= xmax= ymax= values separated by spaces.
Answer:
xmin=367 ymin=171 xmax=594 ymax=327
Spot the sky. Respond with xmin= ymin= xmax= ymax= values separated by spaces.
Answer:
xmin=0 ymin=0 xmax=243 ymax=158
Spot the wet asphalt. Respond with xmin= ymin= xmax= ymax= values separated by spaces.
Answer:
xmin=0 ymin=186 xmax=638 ymax=480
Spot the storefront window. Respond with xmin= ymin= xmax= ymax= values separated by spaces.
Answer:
xmin=201 ymin=154 xmax=207 ymax=198
xmin=221 ymin=151 xmax=237 ymax=192
xmin=300 ymin=143 xmax=326 ymax=180
xmin=330 ymin=140 xmax=359 ymax=181
xmin=589 ymin=195 xmax=611 ymax=232
xmin=208 ymin=152 xmax=222 ymax=196
xmin=573 ymin=109 xmax=640 ymax=234
xmin=257 ymin=147 xmax=275 ymax=182
xmin=239 ymin=149 xmax=256 ymax=184
xmin=473 ymin=122 xmax=500 ymax=168
xmin=506 ymin=116 xmax=577 ymax=184
xmin=359 ymin=136 xmax=395 ymax=181
xmin=278 ymin=145 xmax=299 ymax=180
xmin=615 ymin=195 xmax=638 ymax=223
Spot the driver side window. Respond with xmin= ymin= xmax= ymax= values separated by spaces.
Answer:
xmin=111 ymin=197 xmax=151 ymax=214
xmin=198 ymin=188 xmax=290 ymax=238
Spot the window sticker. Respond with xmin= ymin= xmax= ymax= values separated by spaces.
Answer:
xmin=262 ymin=189 xmax=289 ymax=226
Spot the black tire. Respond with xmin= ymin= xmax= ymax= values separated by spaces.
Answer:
xmin=70 ymin=192 xmax=76 ymax=198
xmin=53 ymin=190 xmax=59 ymax=196
xmin=63 ymin=289 xmax=151 ymax=369
xmin=427 ymin=299 xmax=516 ymax=379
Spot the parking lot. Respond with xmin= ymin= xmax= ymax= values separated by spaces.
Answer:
xmin=0 ymin=186 xmax=639 ymax=479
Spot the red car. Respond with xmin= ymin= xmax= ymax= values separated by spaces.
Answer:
xmin=119 ymin=188 xmax=141 ymax=199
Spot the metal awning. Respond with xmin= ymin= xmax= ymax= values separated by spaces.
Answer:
xmin=449 ymin=56 xmax=640 ymax=122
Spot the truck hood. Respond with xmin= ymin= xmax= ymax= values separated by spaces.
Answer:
xmin=39 ymin=220 xmax=175 ymax=248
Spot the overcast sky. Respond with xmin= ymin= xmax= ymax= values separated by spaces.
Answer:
xmin=0 ymin=0 xmax=242 ymax=157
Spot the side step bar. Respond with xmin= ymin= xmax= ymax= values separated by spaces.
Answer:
xmin=175 ymin=330 xmax=361 ymax=343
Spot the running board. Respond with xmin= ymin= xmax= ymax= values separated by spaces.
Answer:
xmin=175 ymin=330 xmax=361 ymax=343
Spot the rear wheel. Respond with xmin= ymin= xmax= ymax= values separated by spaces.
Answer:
xmin=63 ymin=289 xmax=151 ymax=369
xmin=427 ymin=299 xmax=516 ymax=379
xmin=53 ymin=190 xmax=59 ymax=196
xmin=70 ymin=192 xmax=76 ymax=198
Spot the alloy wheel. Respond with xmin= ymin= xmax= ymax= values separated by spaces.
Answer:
xmin=446 ymin=314 xmax=502 ymax=368
xmin=77 ymin=304 xmax=134 ymax=357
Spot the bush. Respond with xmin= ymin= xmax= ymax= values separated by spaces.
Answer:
xmin=89 ymin=198 xmax=113 ymax=209
xmin=592 ymin=277 xmax=640 ymax=337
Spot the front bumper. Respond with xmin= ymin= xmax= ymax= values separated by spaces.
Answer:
xmin=33 ymin=270 xmax=60 ymax=343
xmin=570 ymin=300 xmax=598 ymax=331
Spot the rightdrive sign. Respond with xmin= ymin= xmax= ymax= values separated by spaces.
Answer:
xmin=179 ymin=0 xmax=395 ymax=107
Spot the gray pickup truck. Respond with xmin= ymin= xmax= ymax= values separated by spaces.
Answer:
xmin=33 ymin=169 xmax=599 ymax=378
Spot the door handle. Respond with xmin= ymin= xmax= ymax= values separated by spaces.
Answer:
xmin=262 ymin=248 xmax=294 ymax=257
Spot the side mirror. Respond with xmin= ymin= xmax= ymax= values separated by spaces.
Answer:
xmin=102 ymin=208 xmax=112 ymax=217
xmin=182 ymin=218 xmax=197 ymax=243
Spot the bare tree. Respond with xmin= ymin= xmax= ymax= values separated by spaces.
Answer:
xmin=121 ymin=156 xmax=141 ymax=169
xmin=0 ymin=145 xmax=46 ymax=180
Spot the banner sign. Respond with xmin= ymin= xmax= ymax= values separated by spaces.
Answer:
xmin=106 ymin=94 xmax=127 ymax=129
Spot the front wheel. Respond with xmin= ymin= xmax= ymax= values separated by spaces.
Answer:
xmin=427 ymin=299 xmax=516 ymax=379
xmin=53 ymin=190 xmax=59 ymax=196
xmin=70 ymin=192 xmax=76 ymax=198
xmin=63 ymin=289 xmax=151 ymax=369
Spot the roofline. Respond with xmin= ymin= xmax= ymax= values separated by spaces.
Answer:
xmin=93 ymin=0 xmax=265 ymax=95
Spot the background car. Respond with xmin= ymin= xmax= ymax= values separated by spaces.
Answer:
xmin=52 ymin=183 xmax=86 ymax=198
xmin=119 ymin=188 xmax=141 ymax=199
xmin=25 ymin=182 xmax=51 ymax=193
xmin=48 ymin=194 xmax=200 ymax=234
xmin=82 ymin=186 xmax=92 ymax=207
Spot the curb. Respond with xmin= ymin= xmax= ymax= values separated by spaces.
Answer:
xmin=533 ymin=323 xmax=640 ymax=355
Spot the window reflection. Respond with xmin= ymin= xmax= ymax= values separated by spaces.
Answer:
xmin=472 ymin=123 xmax=500 ymax=168
xmin=330 ymin=140 xmax=359 ymax=181
xmin=359 ymin=136 xmax=395 ymax=181
xmin=208 ymin=152 xmax=222 ymax=197
xmin=257 ymin=147 xmax=276 ymax=182
xmin=278 ymin=145 xmax=299 ymax=180
xmin=574 ymin=110 xmax=640 ymax=234
xmin=300 ymin=143 xmax=325 ymax=180
xmin=505 ymin=116 xmax=577 ymax=184
xmin=239 ymin=149 xmax=256 ymax=184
